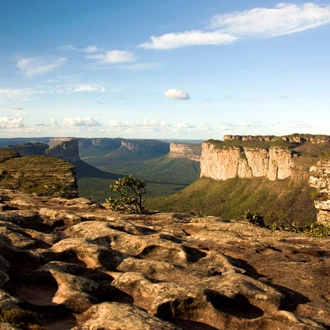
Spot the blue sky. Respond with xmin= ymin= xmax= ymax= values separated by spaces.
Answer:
xmin=1 ymin=0 xmax=330 ymax=139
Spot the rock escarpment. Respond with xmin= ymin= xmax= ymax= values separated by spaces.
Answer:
xmin=46 ymin=138 xmax=80 ymax=163
xmin=120 ymin=139 xmax=169 ymax=153
xmin=168 ymin=143 xmax=201 ymax=161
xmin=309 ymin=157 xmax=330 ymax=225
xmin=201 ymin=135 xmax=330 ymax=182
xmin=0 ymin=189 xmax=329 ymax=329
xmin=200 ymin=142 xmax=294 ymax=181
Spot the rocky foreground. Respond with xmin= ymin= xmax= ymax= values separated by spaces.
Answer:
xmin=0 ymin=189 xmax=329 ymax=330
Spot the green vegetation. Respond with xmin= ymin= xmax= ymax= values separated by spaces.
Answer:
xmin=78 ymin=155 xmax=200 ymax=202
xmin=0 ymin=153 xmax=77 ymax=197
xmin=106 ymin=175 xmax=147 ymax=213
xmin=0 ymin=309 xmax=46 ymax=330
xmin=242 ymin=209 xmax=329 ymax=237
xmin=205 ymin=138 xmax=299 ymax=151
xmin=148 ymin=177 xmax=317 ymax=227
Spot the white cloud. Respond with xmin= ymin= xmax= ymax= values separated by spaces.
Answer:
xmin=17 ymin=57 xmax=66 ymax=77
xmin=59 ymin=44 xmax=101 ymax=53
xmin=139 ymin=3 xmax=330 ymax=50
xmin=164 ymin=88 xmax=190 ymax=100
xmin=73 ymin=84 xmax=106 ymax=93
xmin=12 ymin=107 xmax=23 ymax=110
xmin=86 ymin=50 xmax=135 ymax=64
xmin=50 ymin=118 xmax=60 ymax=127
xmin=0 ymin=117 xmax=24 ymax=129
xmin=210 ymin=2 xmax=330 ymax=38
xmin=63 ymin=117 xmax=101 ymax=127
xmin=0 ymin=88 xmax=32 ymax=100
xmin=115 ymin=62 xmax=161 ymax=71
xmin=173 ymin=122 xmax=195 ymax=129
xmin=139 ymin=30 xmax=237 ymax=49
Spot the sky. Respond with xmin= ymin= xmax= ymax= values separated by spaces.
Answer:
xmin=1 ymin=0 xmax=330 ymax=140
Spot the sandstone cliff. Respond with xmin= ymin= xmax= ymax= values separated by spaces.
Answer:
xmin=200 ymin=142 xmax=294 ymax=181
xmin=120 ymin=139 xmax=169 ymax=153
xmin=168 ymin=143 xmax=201 ymax=161
xmin=46 ymin=138 xmax=80 ymax=163
xmin=0 ymin=189 xmax=329 ymax=329
xmin=309 ymin=156 xmax=330 ymax=225
xmin=201 ymin=135 xmax=330 ymax=182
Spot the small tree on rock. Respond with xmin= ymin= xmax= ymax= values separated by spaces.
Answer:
xmin=106 ymin=175 xmax=147 ymax=214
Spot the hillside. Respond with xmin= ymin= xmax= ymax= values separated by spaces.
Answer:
xmin=149 ymin=134 xmax=330 ymax=226
xmin=148 ymin=177 xmax=317 ymax=226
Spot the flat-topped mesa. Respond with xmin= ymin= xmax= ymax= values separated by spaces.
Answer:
xmin=79 ymin=138 xmax=122 ymax=150
xmin=309 ymin=156 xmax=330 ymax=225
xmin=120 ymin=139 xmax=170 ymax=153
xmin=46 ymin=138 xmax=80 ymax=163
xmin=168 ymin=143 xmax=201 ymax=161
xmin=0 ymin=142 xmax=49 ymax=156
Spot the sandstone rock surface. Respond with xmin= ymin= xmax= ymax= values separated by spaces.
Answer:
xmin=309 ymin=158 xmax=330 ymax=225
xmin=0 ymin=189 xmax=329 ymax=329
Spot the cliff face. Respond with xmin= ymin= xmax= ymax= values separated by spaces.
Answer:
xmin=168 ymin=143 xmax=201 ymax=161
xmin=200 ymin=143 xmax=294 ymax=181
xmin=79 ymin=138 xmax=122 ymax=150
xmin=309 ymin=158 xmax=330 ymax=225
xmin=120 ymin=139 xmax=169 ymax=153
xmin=46 ymin=138 xmax=80 ymax=163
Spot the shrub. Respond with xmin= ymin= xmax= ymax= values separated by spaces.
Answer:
xmin=106 ymin=175 xmax=147 ymax=214
xmin=243 ymin=210 xmax=265 ymax=227
xmin=303 ymin=222 xmax=330 ymax=237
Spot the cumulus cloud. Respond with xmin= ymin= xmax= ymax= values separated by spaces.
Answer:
xmin=63 ymin=117 xmax=101 ymax=127
xmin=17 ymin=57 xmax=66 ymax=77
xmin=210 ymin=2 xmax=330 ymax=37
xmin=0 ymin=117 xmax=24 ymax=129
xmin=164 ymin=88 xmax=190 ymax=100
xmin=59 ymin=44 xmax=101 ymax=53
xmin=139 ymin=30 xmax=237 ymax=49
xmin=86 ymin=50 xmax=135 ymax=64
